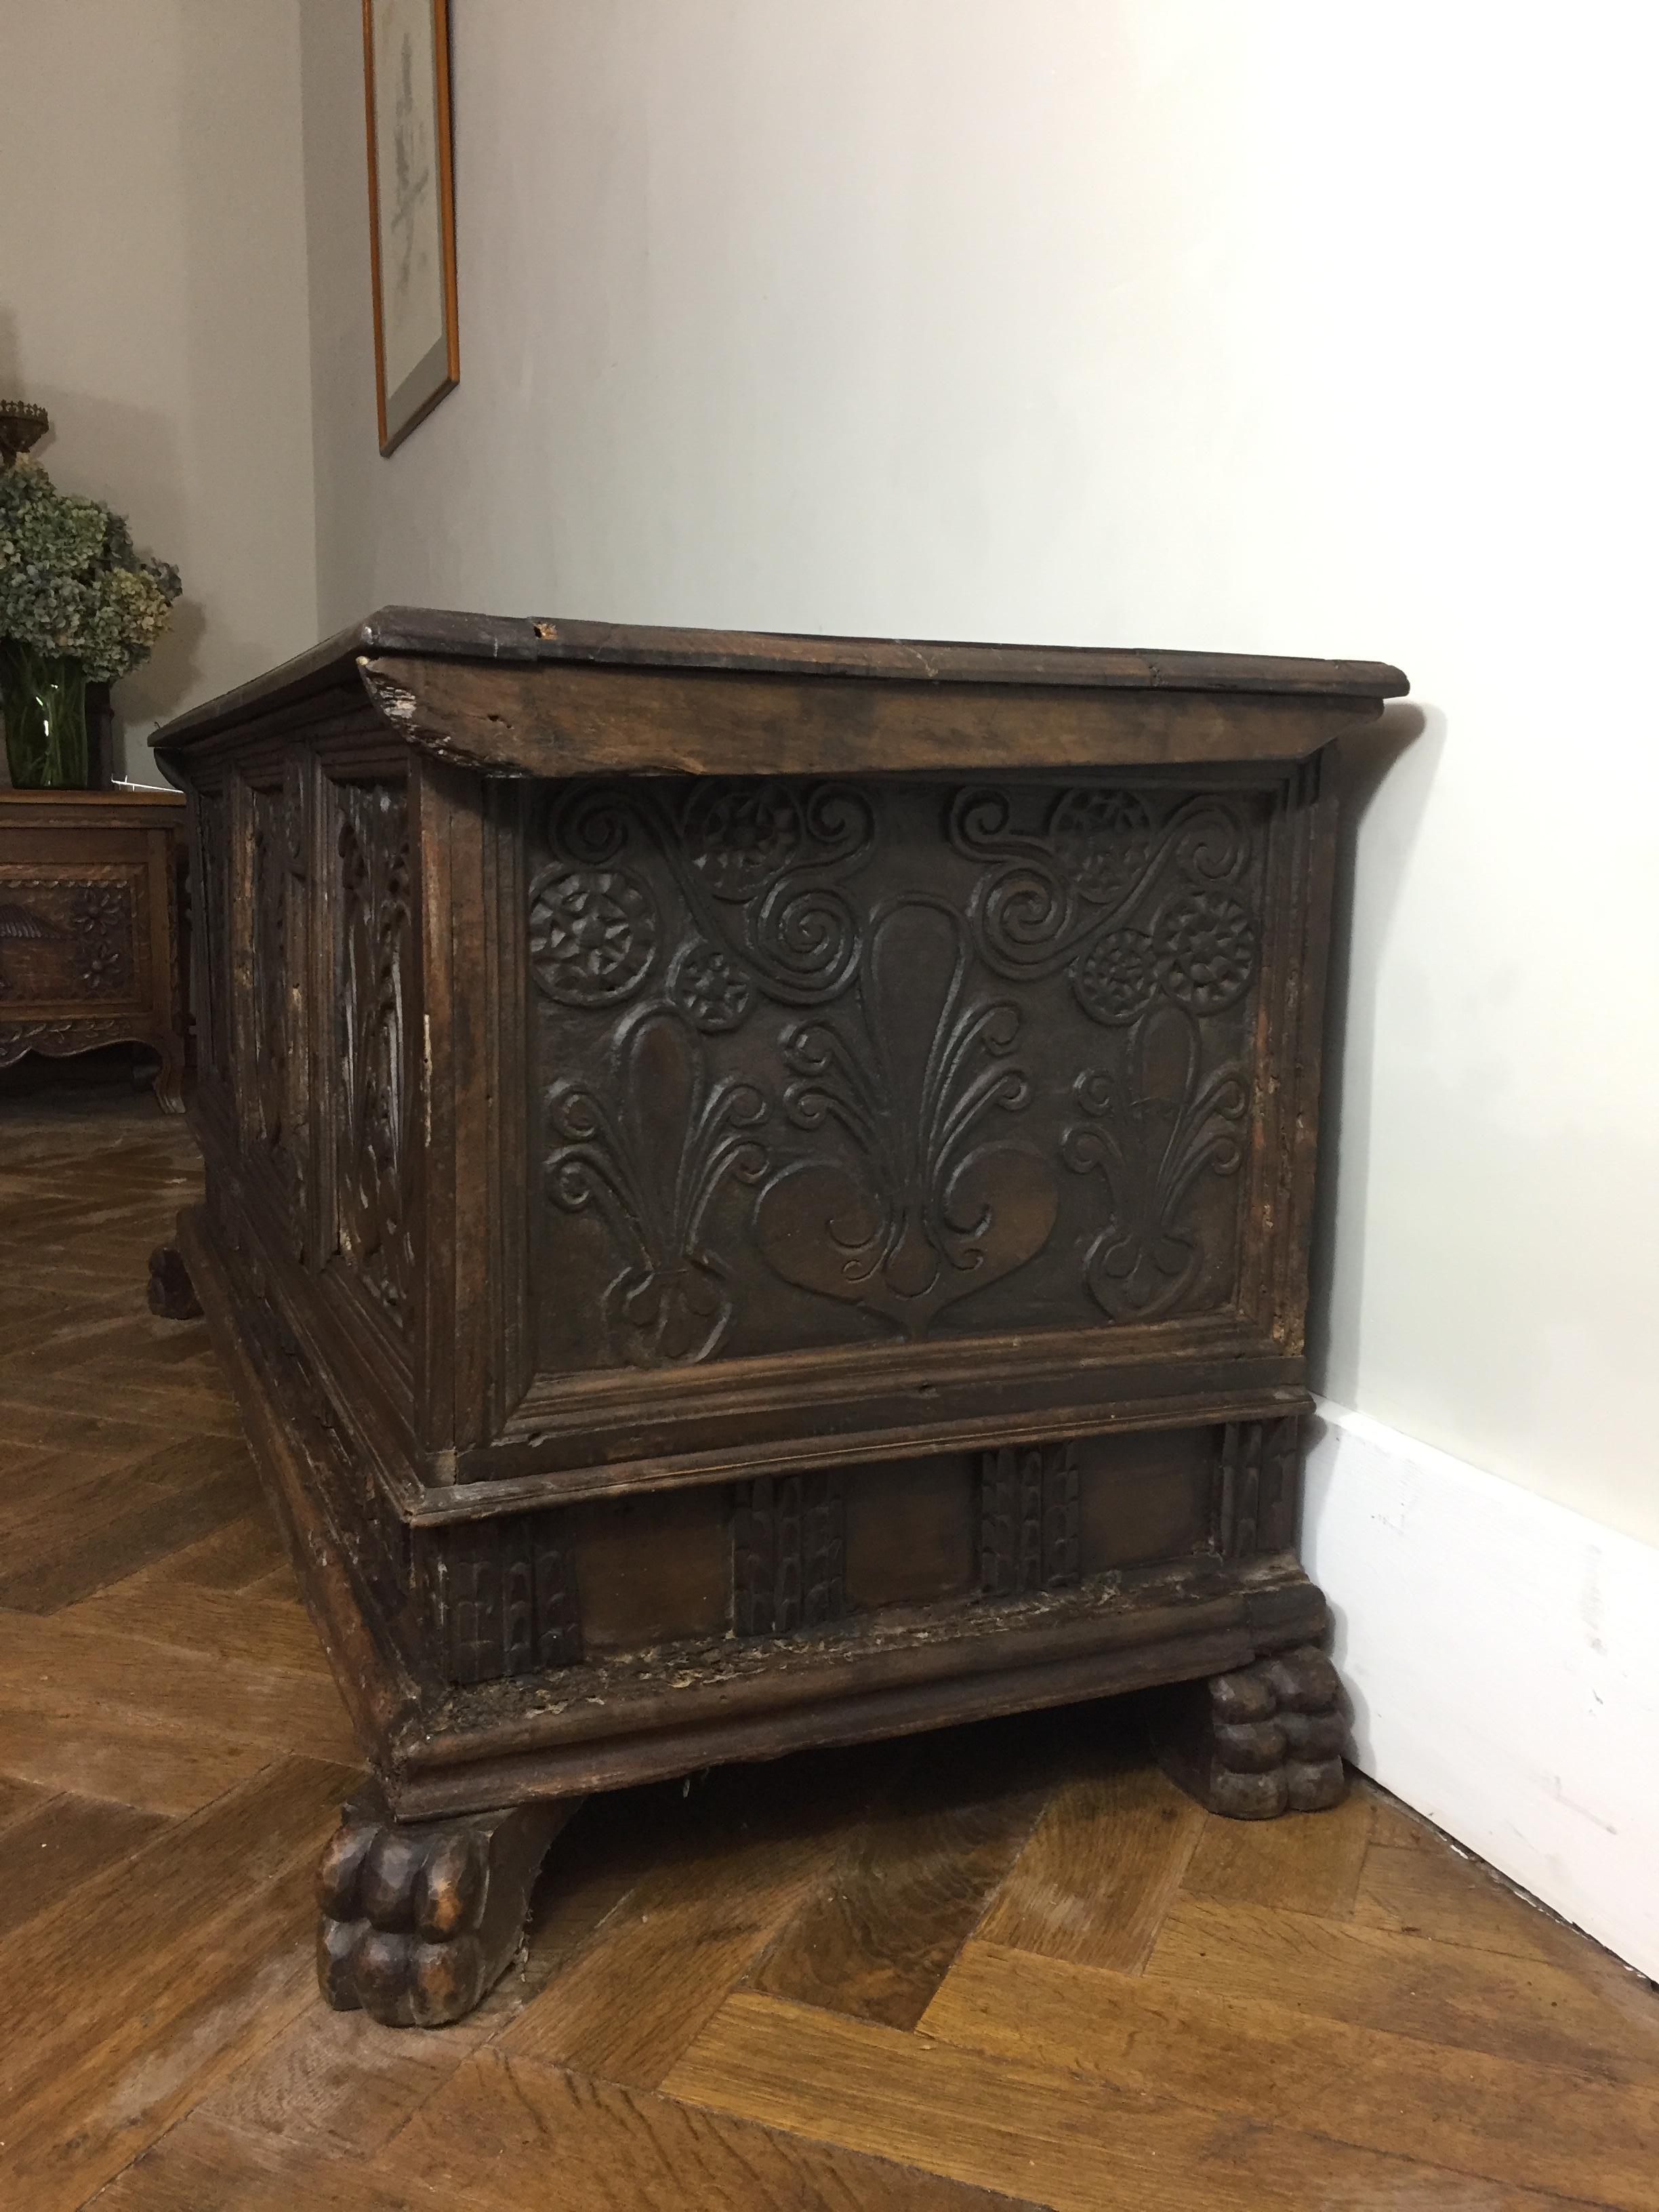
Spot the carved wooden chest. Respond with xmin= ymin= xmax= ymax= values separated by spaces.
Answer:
xmin=150 ymin=613 xmax=1406 ymax=2026
xmin=0 ymin=786 xmax=188 ymax=1109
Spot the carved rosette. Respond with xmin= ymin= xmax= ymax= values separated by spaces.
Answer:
xmin=951 ymin=784 xmax=1261 ymax=1024
xmin=533 ymin=778 xmax=877 ymax=1025
xmin=529 ymin=862 xmax=657 ymax=1006
xmin=335 ymin=782 xmax=416 ymax=1328
xmin=754 ymin=899 xmax=1058 ymax=1336
xmin=67 ymin=882 xmax=131 ymax=991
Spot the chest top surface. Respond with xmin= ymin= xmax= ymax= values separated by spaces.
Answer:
xmin=150 ymin=609 xmax=1408 ymax=781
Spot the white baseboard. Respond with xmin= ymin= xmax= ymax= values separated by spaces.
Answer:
xmin=1302 ymin=1400 xmax=1659 ymax=1981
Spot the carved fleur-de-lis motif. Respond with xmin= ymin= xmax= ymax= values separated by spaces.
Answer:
xmin=754 ymin=899 xmax=1058 ymax=1336
xmin=545 ymin=1006 xmax=769 ymax=1367
xmin=1061 ymin=1003 xmax=1249 ymax=1321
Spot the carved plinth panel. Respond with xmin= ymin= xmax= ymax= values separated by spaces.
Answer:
xmin=432 ymin=1513 xmax=582 ymax=1686
xmin=980 ymin=1441 xmax=1080 ymax=1597
xmin=415 ymin=1416 xmax=1273 ymax=1688
xmin=529 ymin=776 xmax=1273 ymax=1378
xmin=333 ymin=779 xmax=416 ymax=1331
xmin=731 ymin=1471 xmax=846 ymax=1636
xmin=0 ymin=865 xmax=140 ymax=1006
xmin=1218 ymin=1415 xmax=1302 ymax=1558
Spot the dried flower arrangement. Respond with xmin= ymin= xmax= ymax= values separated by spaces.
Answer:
xmin=0 ymin=455 xmax=182 ymax=786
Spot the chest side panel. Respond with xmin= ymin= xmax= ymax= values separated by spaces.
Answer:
xmin=520 ymin=772 xmax=1294 ymax=1430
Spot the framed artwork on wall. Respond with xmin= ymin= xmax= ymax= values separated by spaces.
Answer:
xmin=362 ymin=0 xmax=459 ymax=455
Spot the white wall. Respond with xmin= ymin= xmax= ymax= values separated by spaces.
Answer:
xmin=1 ymin=0 xmax=316 ymax=784
xmin=297 ymin=1 xmax=1659 ymax=1550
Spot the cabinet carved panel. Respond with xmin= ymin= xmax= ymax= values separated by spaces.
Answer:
xmin=333 ymin=780 xmax=416 ymax=1330
xmin=0 ymin=867 xmax=139 ymax=1005
xmin=530 ymin=777 xmax=1270 ymax=1379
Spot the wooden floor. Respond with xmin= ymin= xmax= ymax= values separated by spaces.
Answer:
xmin=3 ymin=1065 xmax=1657 ymax=2212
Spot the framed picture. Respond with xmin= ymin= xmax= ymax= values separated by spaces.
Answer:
xmin=362 ymin=0 xmax=459 ymax=455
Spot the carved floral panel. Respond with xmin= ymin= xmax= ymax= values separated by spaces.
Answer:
xmin=333 ymin=779 xmax=416 ymax=1331
xmin=192 ymin=789 xmax=231 ymax=1084
xmin=529 ymin=776 xmax=1273 ymax=1376
xmin=251 ymin=777 xmax=308 ymax=1246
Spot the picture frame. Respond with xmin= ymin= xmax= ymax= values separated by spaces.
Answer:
xmin=362 ymin=0 xmax=459 ymax=455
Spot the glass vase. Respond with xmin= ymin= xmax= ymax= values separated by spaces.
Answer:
xmin=1 ymin=639 xmax=91 ymax=789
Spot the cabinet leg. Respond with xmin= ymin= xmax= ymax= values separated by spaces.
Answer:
xmin=1148 ymin=1645 xmax=1348 ymax=1819
xmin=316 ymin=1784 xmax=572 ymax=2028
xmin=146 ymin=1242 xmax=201 ymax=1320
xmin=150 ymin=1039 xmax=186 ymax=1114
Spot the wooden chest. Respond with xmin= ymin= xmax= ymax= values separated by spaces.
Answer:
xmin=150 ymin=612 xmax=1406 ymax=2026
xmin=0 ymin=787 xmax=188 ymax=1109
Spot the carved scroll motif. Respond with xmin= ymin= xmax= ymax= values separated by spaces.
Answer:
xmin=531 ymin=779 xmax=877 ymax=1023
xmin=731 ymin=1471 xmax=846 ymax=1636
xmin=1062 ymin=1004 xmax=1249 ymax=1322
xmin=545 ymin=1005 xmax=769 ymax=1367
xmin=336 ymin=781 xmax=415 ymax=1329
xmin=754 ymin=899 xmax=1058 ymax=1336
xmin=980 ymin=1441 xmax=1080 ymax=1596
xmin=951 ymin=786 xmax=1259 ymax=1025
xmin=0 ymin=1016 xmax=123 ymax=1068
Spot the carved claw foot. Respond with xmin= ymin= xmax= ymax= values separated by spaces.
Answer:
xmin=1149 ymin=1645 xmax=1348 ymax=1819
xmin=147 ymin=1242 xmax=201 ymax=1319
xmin=316 ymin=1785 xmax=569 ymax=2028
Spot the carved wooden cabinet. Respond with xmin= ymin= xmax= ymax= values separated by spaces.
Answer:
xmin=150 ymin=611 xmax=1406 ymax=2027
xmin=0 ymin=787 xmax=188 ymax=1108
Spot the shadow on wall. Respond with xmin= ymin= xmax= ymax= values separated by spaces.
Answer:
xmin=1305 ymin=697 xmax=1440 ymax=1395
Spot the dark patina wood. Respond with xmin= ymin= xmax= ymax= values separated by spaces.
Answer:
xmin=150 ymin=612 xmax=1406 ymax=2024
xmin=0 ymin=787 xmax=188 ymax=1109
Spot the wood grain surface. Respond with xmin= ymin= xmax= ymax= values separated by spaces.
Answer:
xmin=0 ymin=1065 xmax=1652 ymax=2211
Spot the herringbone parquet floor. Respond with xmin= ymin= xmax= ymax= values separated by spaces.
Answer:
xmin=3 ymin=1061 xmax=1657 ymax=2212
